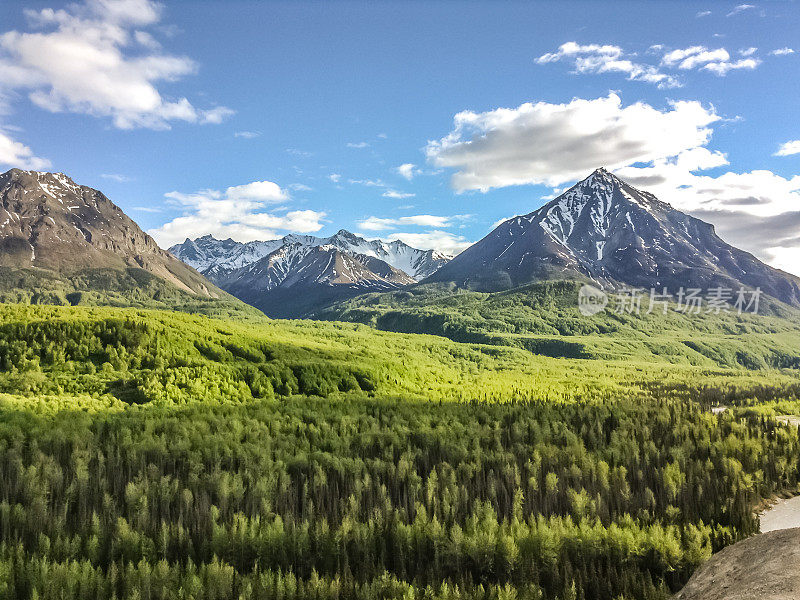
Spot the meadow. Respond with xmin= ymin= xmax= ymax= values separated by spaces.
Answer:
xmin=0 ymin=303 xmax=799 ymax=599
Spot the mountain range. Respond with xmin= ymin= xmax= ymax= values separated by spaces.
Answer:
xmin=2 ymin=167 xmax=799 ymax=321
xmin=169 ymin=230 xmax=451 ymax=317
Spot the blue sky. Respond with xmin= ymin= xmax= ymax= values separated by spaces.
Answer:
xmin=1 ymin=1 xmax=799 ymax=273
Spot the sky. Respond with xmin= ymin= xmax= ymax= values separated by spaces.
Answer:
xmin=0 ymin=0 xmax=799 ymax=275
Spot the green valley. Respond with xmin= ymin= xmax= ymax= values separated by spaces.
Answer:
xmin=0 ymin=303 xmax=799 ymax=599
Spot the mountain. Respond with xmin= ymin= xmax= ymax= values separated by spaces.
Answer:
xmin=426 ymin=168 xmax=800 ymax=307
xmin=0 ymin=168 xmax=251 ymax=316
xmin=171 ymin=229 xmax=450 ymax=280
xmin=169 ymin=230 xmax=450 ymax=317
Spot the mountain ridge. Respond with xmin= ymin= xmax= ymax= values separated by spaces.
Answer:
xmin=169 ymin=229 xmax=451 ymax=317
xmin=0 ymin=168 xmax=254 ymax=316
xmin=426 ymin=168 xmax=800 ymax=307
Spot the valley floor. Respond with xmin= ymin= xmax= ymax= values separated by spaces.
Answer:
xmin=1 ymin=303 xmax=800 ymax=600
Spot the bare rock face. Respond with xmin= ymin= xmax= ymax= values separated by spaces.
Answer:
xmin=0 ymin=168 xmax=219 ymax=297
xmin=426 ymin=168 xmax=800 ymax=307
xmin=674 ymin=528 xmax=800 ymax=600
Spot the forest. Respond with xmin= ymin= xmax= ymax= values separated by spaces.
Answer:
xmin=0 ymin=303 xmax=798 ymax=599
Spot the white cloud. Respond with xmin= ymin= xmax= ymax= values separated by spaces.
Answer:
xmin=536 ymin=42 xmax=681 ymax=88
xmin=384 ymin=231 xmax=472 ymax=256
xmin=427 ymin=93 xmax=719 ymax=191
xmin=538 ymin=42 xmax=770 ymax=86
xmin=771 ymin=47 xmax=795 ymax=56
xmin=702 ymin=57 xmax=760 ymax=75
xmin=234 ymin=131 xmax=260 ymax=139
xmin=148 ymin=180 xmax=325 ymax=247
xmin=662 ymin=46 xmax=730 ymax=69
xmin=224 ymin=180 xmax=288 ymax=202
xmin=348 ymin=178 xmax=386 ymax=187
xmin=286 ymin=148 xmax=313 ymax=157
xmin=727 ymin=4 xmax=755 ymax=17
xmin=661 ymin=46 xmax=761 ymax=75
xmin=346 ymin=141 xmax=369 ymax=148
xmin=328 ymin=173 xmax=341 ymax=183
xmin=0 ymin=0 xmax=232 ymax=130
xmin=100 ymin=172 xmax=131 ymax=182
xmin=0 ymin=130 xmax=51 ymax=169
xmin=382 ymin=190 xmax=415 ymax=199
xmin=288 ymin=183 xmax=312 ymax=192
xmin=396 ymin=163 xmax=418 ymax=180
xmin=775 ymin=140 xmax=800 ymax=157
xmin=357 ymin=214 xmax=469 ymax=231
xmin=696 ymin=10 xmax=712 ymax=17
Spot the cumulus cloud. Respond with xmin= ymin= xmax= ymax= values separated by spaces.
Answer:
xmin=396 ymin=163 xmax=419 ymax=180
xmin=148 ymin=180 xmax=325 ymax=247
xmin=426 ymin=93 xmax=719 ymax=191
xmin=384 ymin=231 xmax=472 ymax=256
xmin=0 ymin=130 xmax=51 ymax=169
xmin=357 ymin=214 xmax=469 ymax=231
xmin=615 ymin=154 xmax=800 ymax=274
xmin=771 ymin=47 xmax=795 ymax=56
xmin=775 ymin=140 xmax=800 ymax=156
xmin=536 ymin=42 xmax=681 ymax=88
xmin=224 ymin=180 xmax=288 ymax=202
xmin=0 ymin=0 xmax=232 ymax=130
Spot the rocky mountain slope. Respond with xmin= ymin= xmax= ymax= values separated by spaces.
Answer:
xmin=673 ymin=527 xmax=800 ymax=600
xmin=169 ymin=230 xmax=449 ymax=317
xmin=0 ymin=169 xmax=250 ymax=315
xmin=426 ymin=168 xmax=800 ymax=307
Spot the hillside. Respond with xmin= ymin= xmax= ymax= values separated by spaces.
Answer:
xmin=317 ymin=281 xmax=800 ymax=367
xmin=0 ymin=169 xmax=254 ymax=316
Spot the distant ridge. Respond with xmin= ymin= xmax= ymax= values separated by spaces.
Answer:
xmin=169 ymin=230 xmax=451 ymax=317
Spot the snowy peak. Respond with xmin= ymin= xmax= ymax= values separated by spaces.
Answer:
xmin=170 ymin=229 xmax=450 ymax=281
xmin=169 ymin=229 xmax=445 ymax=316
xmin=426 ymin=168 xmax=800 ymax=307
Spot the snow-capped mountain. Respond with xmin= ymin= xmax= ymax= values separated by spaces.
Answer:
xmin=170 ymin=229 xmax=450 ymax=281
xmin=0 ymin=169 xmax=221 ymax=298
xmin=169 ymin=230 xmax=448 ymax=317
xmin=427 ymin=168 xmax=800 ymax=307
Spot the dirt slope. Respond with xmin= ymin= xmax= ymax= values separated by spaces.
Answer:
xmin=673 ymin=527 xmax=800 ymax=600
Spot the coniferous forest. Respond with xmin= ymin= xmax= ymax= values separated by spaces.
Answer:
xmin=0 ymin=304 xmax=799 ymax=599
